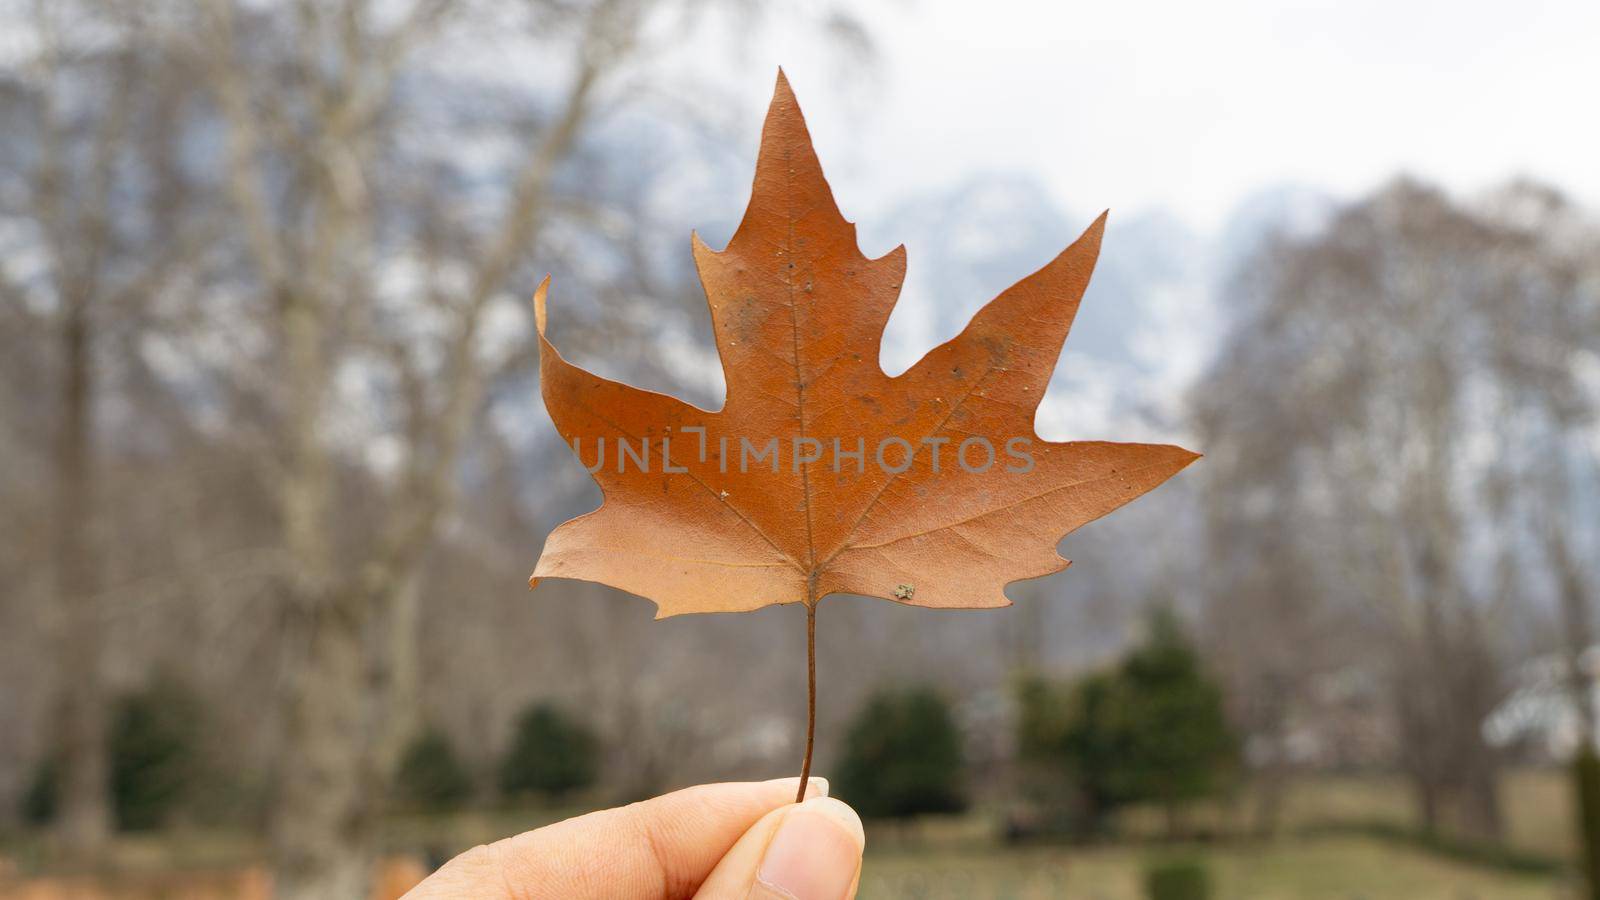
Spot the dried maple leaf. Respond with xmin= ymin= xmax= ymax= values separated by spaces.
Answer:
xmin=530 ymin=73 xmax=1197 ymax=619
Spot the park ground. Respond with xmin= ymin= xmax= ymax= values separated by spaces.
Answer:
xmin=0 ymin=769 xmax=1577 ymax=899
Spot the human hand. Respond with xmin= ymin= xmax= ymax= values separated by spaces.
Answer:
xmin=405 ymin=777 xmax=864 ymax=899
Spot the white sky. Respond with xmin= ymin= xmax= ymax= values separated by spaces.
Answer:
xmin=704 ymin=0 xmax=1600 ymax=231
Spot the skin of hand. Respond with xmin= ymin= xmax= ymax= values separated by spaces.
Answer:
xmin=403 ymin=777 xmax=865 ymax=900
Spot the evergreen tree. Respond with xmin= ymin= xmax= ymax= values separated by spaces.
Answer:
xmin=110 ymin=678 xmax=203 ymax=831
xmin=1109 ymin=608 xmax=1237 ymax=827
xmin=1016 ymin=607 xmax=1236 ymax=835
xmin=21 ymin=756 xmax=59 ymax=826
xmin=499 ymin=703 xmax=600 ymax=801
xmin=835 ymin=687 xmax=967 ymax=821
xmin=395 ymin=728 xmax=474 ymax=812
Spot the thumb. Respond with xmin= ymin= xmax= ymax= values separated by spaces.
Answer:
xmin=693 ymin=796 xmax=865 ymax=899
xmin=406 ymin=777 xmax=825 ymax=899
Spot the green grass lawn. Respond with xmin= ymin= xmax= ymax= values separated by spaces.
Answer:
xmin=1259 ymin=768 xmax=1573 ymax=858
xmin=847 ymin=766 xmax=1576 ymax=899
xmin=0 ymin=769 xmax=1579 ymax=898
xmin=858 ymin=836 xmax=1566 ymax=899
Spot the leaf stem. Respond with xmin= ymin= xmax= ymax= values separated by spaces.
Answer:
xmin=796 ymin=599 xmax=817 ymax=803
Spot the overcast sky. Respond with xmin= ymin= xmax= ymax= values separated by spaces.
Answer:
xmin=691 ymin=0 xmax=1600 ymax=232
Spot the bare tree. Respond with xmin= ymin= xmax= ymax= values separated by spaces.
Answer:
xmin=1195 ymin=179 xmax=1600 ymax=842
xmin=185 ymin=0 xmax=745 ymax=893
xmin=3 ymin=0 xmax=882 ymax=888
xmin=0 ymin=0 xmax=216 ymax=855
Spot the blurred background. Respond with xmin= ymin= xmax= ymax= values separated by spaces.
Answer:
xmin=1 ymin=0 xmax=1598 ymax=897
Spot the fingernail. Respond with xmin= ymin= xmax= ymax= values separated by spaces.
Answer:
xmin=755 ymin=798 xmax=864 ymax=900
xmin=763 ymin=775 xmax=829 ymax=798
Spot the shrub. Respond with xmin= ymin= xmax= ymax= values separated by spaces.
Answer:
xmin=16 ymin=678 xmax=207 ymax=831
xmin=20 ymin=755 xmax=59 ymax=826
xmin=1016 ymin=607 xmax=1236 ymax=836
xmin=1017 ymin=670 xmax=1132 ymax=835
xmin=1114 ymin=609 xmax=1236 ymax=813
xmin=499 ymin=703 xmax=600 ymax=800
xmin=111 ymin=677 xmax=204 ymax=831
xmin=1144 ymin=858 xmax=1211 ymax=900
xmin=835 ymin=687 xmax=967 ymax=821
xmin=395 ymin=728 xmax=473 ymax=811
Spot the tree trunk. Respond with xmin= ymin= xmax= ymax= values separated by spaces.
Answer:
xmin=1552 ymin=528 xmax=1600 ymax=896
xmin=1164 ymin=801 xmax=1183 ymax=841
xmin=1458 ymin=763 xmax=1503 ymax=843
xmin=364 ymin=571 xmax=423 ymax=805
xmin=273 ymin=594 xmax=373 ymax=900
xmin=1413 ymin=776 xmax=1440 ymax=837
xmin=1577 ymin=747 xmax=1600 ymax=900
xmin=1249 ymin=756 xmax=1286 ymax=838
xmin=1406 ymin=522 xmax=1504 ymax=843
xmin=268 ymin=289 xmax=372 ymax=900
xmin=53 ymin=299 xmax=111 ymax=856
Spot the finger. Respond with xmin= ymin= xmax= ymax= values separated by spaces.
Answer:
xmin=406 ymin=777 xmax=828 ymax=900
xmin=693 ymin=797 xmax=864 ymax=900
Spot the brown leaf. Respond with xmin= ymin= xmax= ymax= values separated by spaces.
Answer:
xmin=531 ymin=72 xmax=1197 ymax=617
